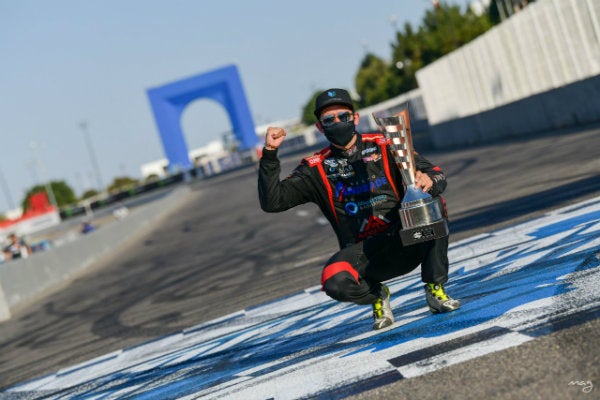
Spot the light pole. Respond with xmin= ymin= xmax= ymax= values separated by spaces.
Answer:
xmin=30 ymin=141 xmax=59 ymax=209
xmin=0 ymin=164 xmax=15 ymax=211
xmin=359 ymin=39 xmax=369 ymax=54
xmin=79 ymin=121 xmax=105 ymax=192
xmin=389 ymin=14 xmax=398 ymax=31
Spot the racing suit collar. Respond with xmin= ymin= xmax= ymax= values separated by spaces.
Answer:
xmin=330 ymin=133 xmax=361 ymax=159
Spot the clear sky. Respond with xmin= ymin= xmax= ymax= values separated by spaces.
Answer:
xmin=0 ymin=0 xmax=470 ymax=214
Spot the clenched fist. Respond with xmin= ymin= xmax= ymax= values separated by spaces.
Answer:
xmin=265 ymin=126 xmax=286 ymax=150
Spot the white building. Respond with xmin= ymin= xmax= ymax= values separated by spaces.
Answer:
xmin=140 ymin=140 xmax=236 ymax=179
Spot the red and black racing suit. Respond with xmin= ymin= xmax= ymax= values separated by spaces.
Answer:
xmin=258 ymin=132 xmax=450 ymax=305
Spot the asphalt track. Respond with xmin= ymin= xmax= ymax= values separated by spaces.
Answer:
xmin=0 ymin=125 xmax=599 ymax=399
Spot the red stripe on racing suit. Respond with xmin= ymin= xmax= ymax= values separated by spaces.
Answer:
xmin=321 ymin=261 xmax=359 ymax=290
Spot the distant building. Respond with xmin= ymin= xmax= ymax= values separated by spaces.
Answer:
xmin=141 ymin=140 xmax=234 ymax=179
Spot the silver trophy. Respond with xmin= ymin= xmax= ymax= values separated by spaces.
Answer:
xmin=372 ymin=108 xmax=448 ymax=245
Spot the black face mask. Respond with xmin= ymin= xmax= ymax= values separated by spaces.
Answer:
xmin=322 ymin=120 xmax=355 ymax=147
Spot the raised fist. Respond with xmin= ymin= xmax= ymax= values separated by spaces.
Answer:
xmin=265 ymin=126 xmax=286 ymax=150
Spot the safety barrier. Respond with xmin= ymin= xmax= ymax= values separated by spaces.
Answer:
xmin=417 ymin=0 xmax=600 ymax=147
xmin=0 ymin=186 xmax=190 ymax=321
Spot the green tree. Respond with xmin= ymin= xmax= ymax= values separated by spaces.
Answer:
xmin=80 ymin=189 xmax=100 ymax=201
xmin=388 ymin=3 xmax=493 ymax=98
xmin=301 ymin=90 xmax=324 ymax=126
xmin=355 ymin=53 xmax=395 ymax=108
xmin=108 ymin=176 xmax=139 ymax=193
xmin=22 ymin=181 xmax=77 ymax=210
xmin=353 ymin=1 xmax=495 ymax=105
xmin=387 ymin=22 xmax=424 ymax=96
xmin=425 ymin=2 xmax=493 ymax=59
xmin=419 ymin=3 xmax=462 ymax=63
xmin=299 ymin=1 xmax=497 ymax=122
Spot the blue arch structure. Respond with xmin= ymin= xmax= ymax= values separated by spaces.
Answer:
xmin=147 ymin=64 xmax=258 ymax=173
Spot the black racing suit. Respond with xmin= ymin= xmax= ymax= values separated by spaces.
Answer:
xmin=258 ymin=132 xmax=450 ymax=305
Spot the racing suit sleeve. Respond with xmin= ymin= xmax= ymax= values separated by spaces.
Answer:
xmin=258 ymin=148 xmax=315 ymax=212
xmin=414 ymin=152 xmax=447 ymax=197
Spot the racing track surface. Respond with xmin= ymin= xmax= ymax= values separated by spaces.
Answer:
xmin=0 ymin=125 xmax=599 ymax=399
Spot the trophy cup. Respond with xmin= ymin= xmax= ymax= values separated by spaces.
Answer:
xmin=372 ymin=108 xmax=448 ymax=245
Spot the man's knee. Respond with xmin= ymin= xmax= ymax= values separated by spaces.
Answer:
xmin=321 ymin=261 xmax=359 ymax=301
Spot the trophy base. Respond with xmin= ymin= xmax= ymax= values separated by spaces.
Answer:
xmin=399 ymin=219 xmax=449 ymax=246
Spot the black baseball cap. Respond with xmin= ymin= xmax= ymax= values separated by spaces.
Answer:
xmin=314 ymin=88 xmax=354 ymax=118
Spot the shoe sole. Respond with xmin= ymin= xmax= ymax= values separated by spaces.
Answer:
xmin=428 ymin=299 xmax=461 ymax=314
xmin=373 ymin=318 xmax=394 ymax=330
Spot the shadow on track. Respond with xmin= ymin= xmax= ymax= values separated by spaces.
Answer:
xmin=449 ymin=175 xmax=600 ymax=235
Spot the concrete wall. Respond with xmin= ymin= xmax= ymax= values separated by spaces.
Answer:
xmin=416 ymin=0 xmax=600 ymax=148
xmin=0 ymin=186 xmax=190 ymax=321
xmin=429 ymin=73 xmax=600 ymax=147
xmin=355 ymin=89 xmax=433 ymax=149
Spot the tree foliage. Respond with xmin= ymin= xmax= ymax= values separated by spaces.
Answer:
xmin=22 ymin=181 xmax=77 ymax=210
xmin=299 ymin=2 xmax=496 ymax=121
xmin=355 ymin=54 xmax=395 ymax=108
xmin=298 ymin=3 xmax=496 ymax=117
xmin=301 ymin=90 xmax=325 ymax=126
xmin=80 ymin=189 xmax=100 ymax=201
xmin=353 ymin=2 xmax=494 ymax=110
xmin=108 ymin=176 xmax=139 ymax=193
